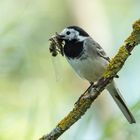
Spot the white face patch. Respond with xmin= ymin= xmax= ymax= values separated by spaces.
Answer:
xmin=77 ymin=35 xmax=88 ymax=42
xmin=59 ymin=28 xmax=88 ymax=41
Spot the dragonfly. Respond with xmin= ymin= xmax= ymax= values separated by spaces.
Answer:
xmin=49 ymin=34 xmax=64 ymax=81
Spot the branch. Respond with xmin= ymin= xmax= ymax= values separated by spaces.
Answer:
xmin=40 ymin=19 xmax=140 ymax=140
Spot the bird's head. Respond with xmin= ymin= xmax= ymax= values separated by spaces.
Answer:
xmin=56 ymin=26 xmax=89 ymax=42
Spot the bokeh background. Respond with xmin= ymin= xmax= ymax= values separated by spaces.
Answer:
xmin=0 ymin=0 xmax=140 ymax=140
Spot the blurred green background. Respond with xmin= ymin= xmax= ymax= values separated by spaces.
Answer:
xmin=0 ymin=0 xmax=140 ymax=140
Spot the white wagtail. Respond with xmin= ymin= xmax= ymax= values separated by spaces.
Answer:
xmin=56 ymin=26 xmax=136 ymax=124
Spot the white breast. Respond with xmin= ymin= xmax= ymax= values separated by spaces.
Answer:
xmin=67 ymin=56 xmax=108 ymax=82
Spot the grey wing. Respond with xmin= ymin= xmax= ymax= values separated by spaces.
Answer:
xmin=84 ymin=37 xmax=110 ymax=62
xmin=96 ymin=42 xmax=110 ymax=62
xmin=84 ymin=37 xmax=119 ymax=78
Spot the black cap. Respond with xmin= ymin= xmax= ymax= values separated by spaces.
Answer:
xmin=67 ymin=26 xmax=89 ymax=37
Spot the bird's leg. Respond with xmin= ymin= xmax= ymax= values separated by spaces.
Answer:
xmin=75 ymin=82 xmax=94 ymax=105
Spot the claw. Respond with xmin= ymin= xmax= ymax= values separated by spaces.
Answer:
xmin=74 ymin=83 xmax=94 ymax=106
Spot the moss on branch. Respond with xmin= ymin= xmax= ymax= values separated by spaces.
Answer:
xmin=40 ymin=19 xmax=140 ymax=140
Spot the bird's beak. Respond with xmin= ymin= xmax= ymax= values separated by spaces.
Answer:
xmin=55 ymin=32 xmax=65 ymax=40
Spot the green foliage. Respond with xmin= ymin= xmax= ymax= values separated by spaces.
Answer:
xmin=0 ymin=0 xmax=140 ymax=140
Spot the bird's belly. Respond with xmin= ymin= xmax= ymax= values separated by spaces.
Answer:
xmin=67 ymin=57 xmax=107 ymax=82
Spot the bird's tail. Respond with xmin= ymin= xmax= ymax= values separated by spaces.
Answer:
xmin=106 ymin=81 xmax=136 ymax=124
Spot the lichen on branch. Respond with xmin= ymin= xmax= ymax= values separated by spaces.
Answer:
xmin=40 ymin=19 xmax=140 ymax=140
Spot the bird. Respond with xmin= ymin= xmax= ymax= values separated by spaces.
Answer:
xmin=55 ymin=26 xmax=136 ymax=124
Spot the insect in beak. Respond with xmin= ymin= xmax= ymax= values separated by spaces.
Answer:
xmin=49 ymin=33 xmax=64 ymax=57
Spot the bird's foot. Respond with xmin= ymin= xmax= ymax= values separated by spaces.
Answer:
xmin=74 ymin=83 xmax=94 ymax=106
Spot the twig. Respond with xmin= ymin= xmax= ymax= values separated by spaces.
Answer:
xmin=40 ymin=19 xmax=140 ymax=140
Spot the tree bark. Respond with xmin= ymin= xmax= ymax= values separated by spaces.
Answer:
xmin=40 ymin=19 xmax=140 ymax=140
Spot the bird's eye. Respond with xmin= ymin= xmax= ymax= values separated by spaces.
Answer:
xmin=66 ymin=31 xmax=70 ymax=35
